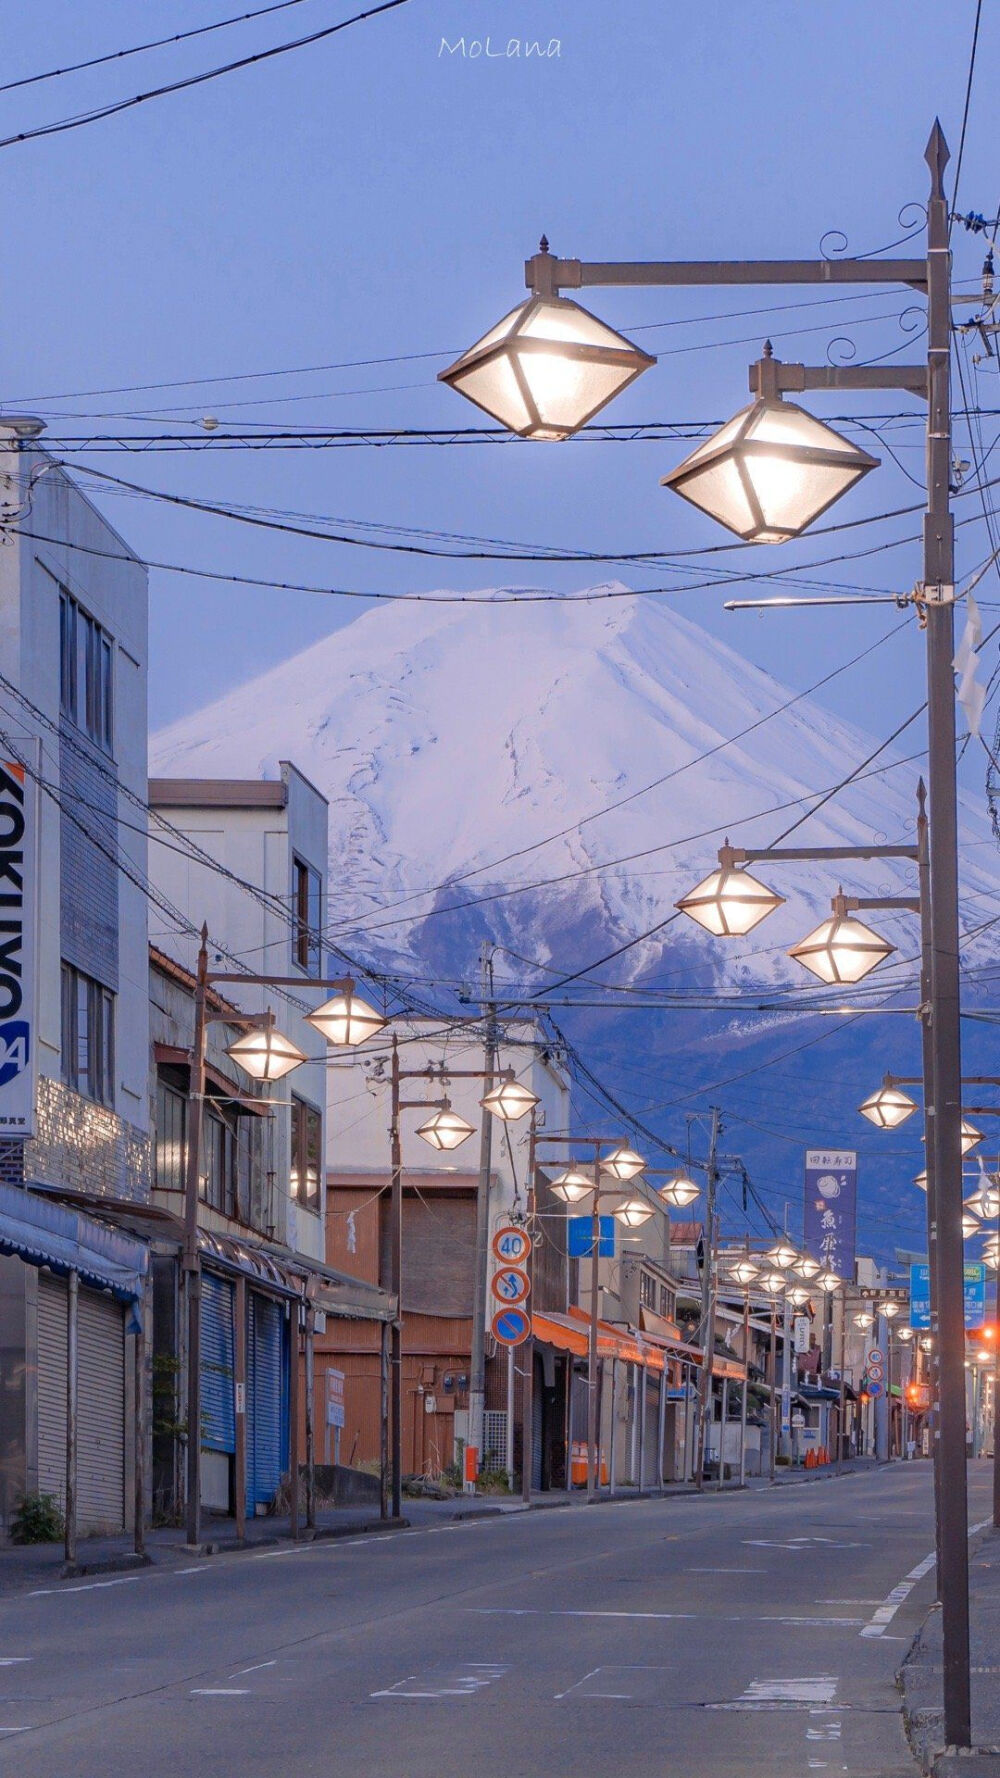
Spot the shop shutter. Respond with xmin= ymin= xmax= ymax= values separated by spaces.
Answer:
xmin=77 ymin=1291 xmax=125 ymax=1532
xmin=247 ymin=1294 xmax=283 ymax=1512
xmin=531 ymin=1357 xmax=544 ymax=1492
xmin=201 ymin=1273 xmax=235 ymax=1454
xmin=37 ymin=1275 xmax=125 ymax=1532
xmin=37 ymin=1275 xmax=68 ymax=1507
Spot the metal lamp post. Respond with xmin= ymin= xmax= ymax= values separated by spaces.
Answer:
xmin=444 ymin=125 xmax=971 ymax=1743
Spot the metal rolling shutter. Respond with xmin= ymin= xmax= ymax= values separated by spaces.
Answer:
xmin=37 ymin=1276 xmax=125 ymax=1532
xmin=200 ymin=1274 xmax=236 ymax=1454
xmin=77 ymin=1291 xmax=125 ymax=1532
xmin=37 ymin=1275 xmax=68 ymax=1507
xmin=247 ymin=1294 xmax=283 ymax=1513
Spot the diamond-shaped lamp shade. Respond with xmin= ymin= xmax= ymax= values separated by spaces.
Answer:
xmin=786 ymin=1286 xmax=811 ymax=1307
xmin=759 ymin=1272 xmax=787 ymax=1295
xmin=481 ymin=1073 xmax=539 ymax=1122
xmin=227 ymin=1023 xmax=307 ymax=1083
xmin=817 ymin=1271 xmax=841 ymax=1292
xmin=963 ymin=1212 xmax=982 ymax=1238
xmin=788 ymin=910 xmax=894 ymax=985
xmin=859 ymin=1080 xmax=918 ymax=1129
xmin=728 ymin=1258 xmax=760 ymax=1286
xmin=914 ymin=1169 xmax=928 ymax=1192
xmin=550 ymin=1167 xmax=595 ymax=1205
xmin=305 ymin=986 xmax=386 ymax=1046
xmin=897 ymin=1325 xmax=915 ymax=1340
xmin=438 ymin=295 xmax=655 ymax=440
xmin=767 ymin=1242 xmax=797 ymax=1270
xmin=961 ymin=1120 xmax=983 ymax=1156
xmin=676 ymin=859 xmax=784 ymax=937
xmin=613 ymin=1197 xmax=655 ymax=1228
xmin=791 ymin=1254 xmax=821 ymax=1279
xmin=658 ymin=1173 xmax=701 ymax=1209
xmin=661 ymin=396 xmax=878 ymax=543
xmin=600 ymin=1143 xmax=646 ymax=1182
xmin=882 ymin=1302 xmax=901 ymax=1319
xmin=415 ymin=1101 xmax=476 ymax=1152
xmin=966 ymin=1182 xmax=1000 ymax=1219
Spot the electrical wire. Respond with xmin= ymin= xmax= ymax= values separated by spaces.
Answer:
xmin=0 ymin=0 xmax=415 ymax=151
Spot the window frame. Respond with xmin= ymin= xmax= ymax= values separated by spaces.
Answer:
xmin=57 ymin=585 xmax=114 ymax=755
xmin=292 ymin=856 xmax=322 ymax=977
xmin=290 ymin=1093 xmax=323 ymax=1212
xmin=60 ymin=960 xmax=114 ymax=1107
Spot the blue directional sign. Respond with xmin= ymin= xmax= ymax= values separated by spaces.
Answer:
xmin=567 ymin=1215 xmax=614 ymax=1258
xmin=910 ymin=1262 xmax=986 ymax=1330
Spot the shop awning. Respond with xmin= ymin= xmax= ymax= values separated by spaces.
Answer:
xmin=0 ymin=1182 xmax=148 ymax=1302
xmin=199 ymin=1229 xmax=395 ymax=1323
xmin=532 ymin=1310 xmax=669 ymax=1373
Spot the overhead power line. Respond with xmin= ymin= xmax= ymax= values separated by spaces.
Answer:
xmin=0 ymin=0 xmax=414 ymax=151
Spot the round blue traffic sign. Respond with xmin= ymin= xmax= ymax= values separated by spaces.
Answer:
xmin=492 ymin=1305 xmax=531 ymax=1346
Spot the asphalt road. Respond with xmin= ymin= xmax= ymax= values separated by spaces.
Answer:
xmin=0 ymin=1464 xmax=992 ymax=1778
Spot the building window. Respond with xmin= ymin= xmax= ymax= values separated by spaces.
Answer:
xmin=293 ymin=857 xmax=322 ymax=976
xmin=59 ymin=589 xmax=113 ymax=752
xmin=155 ymin=1077 xmax=187 ymax=1192
xmin=639 ymin=1271 xmax=657 ymax=1312
xmin=60 ymin=962 xmax=114 ymax=1106
xmin=291 ymin=1095 xmax=322 ymax=1211
xmin=203 ymin=1105 xmax=237 ymax=1216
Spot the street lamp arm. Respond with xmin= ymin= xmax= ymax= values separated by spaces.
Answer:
xmin=731 ymin=844 xmax=918 ymax=865
xmin=748 ymin=358 xmax=928 ymax=398
xmin=525 ymin=252 xmax=928 ymax=297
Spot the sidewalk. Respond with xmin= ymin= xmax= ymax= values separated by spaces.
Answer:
xmin=0 ymin=1457 xmax=890 ymax=1595
xmin=902 ymin=1523 xmax=1000 ymax=1777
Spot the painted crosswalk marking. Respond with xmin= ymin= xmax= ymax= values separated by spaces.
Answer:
xmin=371 ymin=1663 xmax=508 ymax=1701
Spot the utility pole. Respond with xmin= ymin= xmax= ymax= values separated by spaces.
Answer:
xmin=695 ymin=1107 xmax=721 ymax=1490
xmin=183 ymin=928 xmax=210 ymax=1548
xmin=923 ymin=124 xmax=971 ymax=1747
xmin=467 ymin=946 xmax=496 ymax=1491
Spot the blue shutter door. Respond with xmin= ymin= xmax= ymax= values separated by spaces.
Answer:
xmin=201 ymin=1274 xmax=235 ymax=1454
xmin=247 ymin=1294 xmax=283 ymax=1512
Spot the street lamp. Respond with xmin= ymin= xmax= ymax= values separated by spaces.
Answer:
xmin=480 ymin=1070 xmax=539 ymax=1122
xmin=727 ymin=1258 xmax=760 ymax=1286
xmin=759 ymin=1271 xmax=787 ymax=1295
xmin=767 ymin=1241 xmax=798 ymax=1270
xmin=883 ymin=1301 xmax=902 ymax=1320
xmin=817 ymin=1271 xmax=842 ymax=1292
xmin=226 ymin=1015 xmax=308 ymax=1083
xmin=438 ymin=284 xmax=655 ymax=439
xmin=854 ymin=1311 xmax=875 ymax=1331
xmin=787 ymin=1285 xmax=811 ymax=1308
xmin=966 ymin=1182 xmax=1000 ymax=1219
xmin=675 ymin=848 xmax=784 ymax=936
xmin=657 ymin=1171 xmax=701 ymax=1209
xmin=600 ymin=1143 xmax=647 ymax=1182
xmin=791 ymin=1254 xmax=822 ymax=1280
xmin=788 ymin=896 xmax=895 ymax=985
xmin=414 ymin=1101 xmax=476 ymax=1151
xmin=305 ymin=983 xmax=387 ymax=1046
xmin=613 ymin=1197 xmax=656 ymax=1229
xmin=550 ymin=1166 xmax=597 ymax=1204
xmin=660 ymin=351 xmax=879 ymax=543
xmin=859 ymin=1078 xmax=919 ymax=1130
xmin=898 ymin=1325 xmax=916 ymax=1342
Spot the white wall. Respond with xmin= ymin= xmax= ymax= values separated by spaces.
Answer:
xmin=148 ymin=761 xmax=329 ymax=1261
xmin=327 ymin=1017 xmax=570 ymax=1220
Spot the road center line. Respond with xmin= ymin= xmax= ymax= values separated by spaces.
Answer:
xmin=860 ymin=1516 xmax=992 ymax=1638
xmin=467 ymin=1608 xmax=862 ymax=1626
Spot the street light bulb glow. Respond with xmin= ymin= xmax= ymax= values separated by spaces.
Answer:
xmin=791 ymin=1254 xmax=821 ymax=1279
xmin=600 ymin=1144 xmax=646 ymax=1182
xmin=438 ymin=295 xmax=655 ymax=440
xmin=727 ymin=1258 xmax=760 ymax=1286
xmin=858 ymin=1081 xmax=919 ymax=1130
xmin=914 ymin=1169 xmax=928 ymax=1192
xmin=657 ymin=1173 xmax=701 ymax=1208
xmin=961 ymin=1119 xmax=983 ymax=1156
xmin=962 ymin=1213 xmax=981 ymax=1238
xmin=897 ymin=1325 xmax=915 ymax=1341
xmin=675 ymin=859 xmax=784 ymax=937
xmin=788 ymin=909 xmax=894 ymax=985
xmin=854 ymin=1312 xmax=874 ymax=1330
xmin=767 ymin=1242 xmax=797 ymax=1270
xmin=226 ymin=1022 xmax=307 ymax=1083
xmin=414 ymin=1102 xmax=476 ymax=1151
xmin=305 ymin=985 xmax=387 ymax=1046
xmin=549 ymin=1168 xmax=594 ymax=1205
xmin=786 ymin=1285 xmax=810 ymax=1307
xmin=481 ymin=1073 xmax=539 ymax=1122
xmin=759 ymin=1271 xmax=787 ymax=1294
xmin=882 ymin=1301 xmax=901 ymax=1319
xmin=817 ymin=1271 xmax=841 ymax=1292
xmin=612 ymin=1197 xmax=655 ymax=1228
xmin=920 ymin=1336 xmax=933 ymax=1351
xmin=661 ymin=394 xmax=879 ymax=542
xmin=965 ymin=1183 xmax=1000 ymax=1219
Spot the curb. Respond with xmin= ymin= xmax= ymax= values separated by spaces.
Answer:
xmin=62 ymin=1551 xmax=152 ymax=1579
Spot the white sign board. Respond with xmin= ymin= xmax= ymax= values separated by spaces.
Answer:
xmin=0 ymin=754 xmax=36 ymax=1138
xmin=326 ymin=1367 xmax=346 ymax=1429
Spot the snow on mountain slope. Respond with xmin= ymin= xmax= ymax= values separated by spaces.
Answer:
xmin=150 ymin=588 xmax=999 ymax=989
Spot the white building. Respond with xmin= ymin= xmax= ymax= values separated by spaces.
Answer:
xmin=0 ymin=418 xmax=150 ymax=1539
xmin=147 ymin=763 xmax=330 ymax=1265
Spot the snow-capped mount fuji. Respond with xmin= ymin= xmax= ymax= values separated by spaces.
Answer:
xmin=150 ymin=586 xmax=998 ymax=999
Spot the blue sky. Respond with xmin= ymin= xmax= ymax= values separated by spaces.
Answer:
xmin=2 ymin=0 xmax=998 ymax=759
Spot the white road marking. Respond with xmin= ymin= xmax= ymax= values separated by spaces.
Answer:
xmin=860 ymin=1517 xmax=992 ymax=1639
xmin=175 ymin=1566 xmax=208 ymax=1575
xmin=28 ymin=1576 xmax=141 ymax=1597
xmin=371 ymin=1663 xmax=507 ymax=1701
xmin=251 ymin=1545 xmax=314 ymax=1560
xmin=0 ymin=1727 xmax=32 ymax=1735
xmin=743 ymin=1537 xmax=865 ymax=1550
xmin=687 ymin=1567 xmax=765 ymax=1574
xmin=0 ymin=1659 xmax=31 ymax=1666
xmin=554 ymin=1665 xmax=671 ymax=1701
xmin=468 ymin=1609 xmax=861 ymax=1627
xmin=709 ymin=1676 xmax=839 ymax=1712
xmin=232 ymin=1661 xmax=277 ymax=1677
xmin=191 ymin=1688 xmax=250 ymax=1697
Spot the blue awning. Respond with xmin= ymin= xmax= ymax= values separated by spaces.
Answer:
xmin=0 ymin=1181 xmax=148 ymax=1303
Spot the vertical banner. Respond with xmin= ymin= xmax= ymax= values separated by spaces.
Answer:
xmin=803 ymin=1149 xmax=857 ymax=1282
xmin=0 ymin=752 xmax=36 ymax=1139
